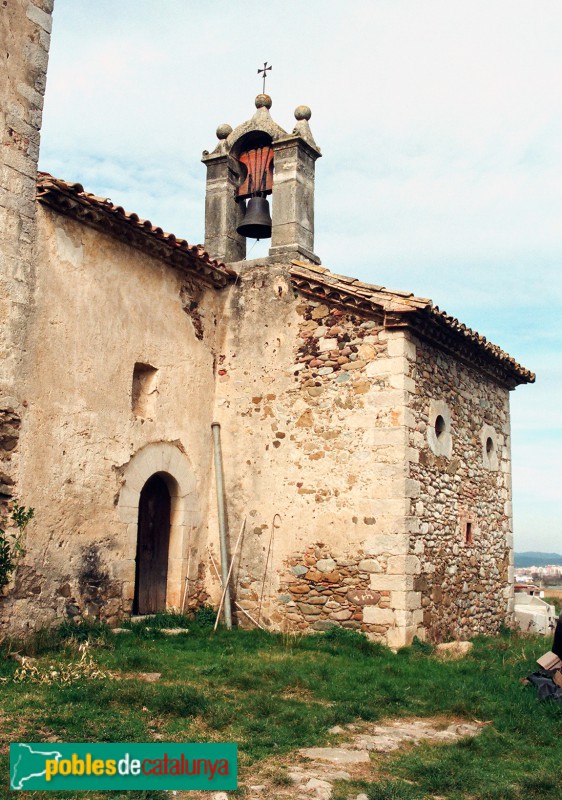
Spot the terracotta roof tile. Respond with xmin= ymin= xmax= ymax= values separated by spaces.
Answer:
xmin=36 ymin=173 xmax=236 ymax=288
xmin=33 ymin=175 xmax=533 ymax=386
xmin=290 ymin=260 xmax=534 ymax=387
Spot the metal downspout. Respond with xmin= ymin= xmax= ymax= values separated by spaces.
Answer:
xmin=211 ymin=422 xmax=232 ymax=629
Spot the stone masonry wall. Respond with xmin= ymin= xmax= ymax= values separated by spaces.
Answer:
xmin=0 ymin=209 xmax=222 ymax=637
xmin=408 ymin=336 xmax=513 ymax=641
xmin=0 ymin=0 xmax=53 ymax=505
xmin=210 ymin=262 xmax=417 ymax=647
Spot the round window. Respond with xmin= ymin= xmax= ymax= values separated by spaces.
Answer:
xmin=435 ymin=415 xmax=446 ymax=438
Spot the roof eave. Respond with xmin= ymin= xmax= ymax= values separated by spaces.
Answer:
xmin=384 ymin=308 xmax=535 ymax=389
xmin=289 ymin=261 xmax=534 ymax=389
xmin=36 ymin=175 xmax=236 ymax=289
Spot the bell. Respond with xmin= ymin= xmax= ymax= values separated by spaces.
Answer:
xmin=237 ymin=196 xmax=272 ymax=240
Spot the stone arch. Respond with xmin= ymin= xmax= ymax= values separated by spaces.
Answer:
xmin=117 ymin=442 xmax=200 ymax=610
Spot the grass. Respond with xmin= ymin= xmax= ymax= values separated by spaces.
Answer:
xmin=0 ymin=617 xmax=561 ymax=799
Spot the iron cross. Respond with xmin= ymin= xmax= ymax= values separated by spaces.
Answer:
xmin=257 ymin=62 xmax=272 ymax=93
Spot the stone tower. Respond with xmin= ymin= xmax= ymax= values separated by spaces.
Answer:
xmin=0 ymin=0 xmax=53 ymax=503
xmin=202 ymin=94 xmax=322 ymax=265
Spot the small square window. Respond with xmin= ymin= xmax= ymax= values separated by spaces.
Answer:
xmin=132 ymin=362 xmax=158 ymax=418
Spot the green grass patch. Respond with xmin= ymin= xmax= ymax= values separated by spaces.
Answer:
xmin=1 ymin=622 xmax=561 ymax=799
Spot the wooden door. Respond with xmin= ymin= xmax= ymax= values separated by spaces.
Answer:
xmin=133 ymin=474 xmax=171 ymax=614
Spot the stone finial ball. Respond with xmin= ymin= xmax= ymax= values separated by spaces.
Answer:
xmin=216 ymin=123 xmax=233 ymax=140
xmin=255 ymin=93 xmax=272 ymax=109
xmin=294 ymin=105 xmax=311 ymax=121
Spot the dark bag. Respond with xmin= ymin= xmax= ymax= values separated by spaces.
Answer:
xmin=527 ymin=669 xmax=562 ymax=701
xmin=552 ymin=612 xmax=562 ymax=658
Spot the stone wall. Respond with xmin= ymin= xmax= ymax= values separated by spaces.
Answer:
xmin=279 ymin=548 xmax=396 ymax=637
xmin=407 ymin=335 xmax=513 ymax=641
xmin=0 ymin=2 xmax=518 ymax=645
xmin=0 ymin=208 xmax=223 ymax=636
xmin=209 ymin=261 xmax=418 ymax=647
xmin=0 ymin=0 xmax=53 ymax=505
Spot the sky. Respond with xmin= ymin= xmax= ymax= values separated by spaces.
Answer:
xmin=39 ymin=0 xmax=562 ymax=553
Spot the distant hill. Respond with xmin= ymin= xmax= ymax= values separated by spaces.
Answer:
xmin=515 ymin=552 xmax=562 ymax=568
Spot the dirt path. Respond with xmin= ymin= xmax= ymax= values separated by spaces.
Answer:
xmin=180 ymin=715 xmax=484 ymax=800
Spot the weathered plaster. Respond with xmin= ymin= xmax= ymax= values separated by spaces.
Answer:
xmin=0 ymin=208 xmax=222 ymax=634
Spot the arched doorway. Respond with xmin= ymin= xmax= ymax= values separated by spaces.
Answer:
xmin=133 ymin=474 xmax=171 ymax=614
xmin=118 ymin=442 xmax=201 ymax=612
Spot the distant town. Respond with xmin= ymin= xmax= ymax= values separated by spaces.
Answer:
xmin=515 ymin=564 xmax=562 ymax=586
xmin=514 ymin=553 xmax=562 ymax=589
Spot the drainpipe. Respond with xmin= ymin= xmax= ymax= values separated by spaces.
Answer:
xmin=211 ymin=422 xmax=232 ymax=629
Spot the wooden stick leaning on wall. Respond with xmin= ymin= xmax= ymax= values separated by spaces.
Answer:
xmin=180 ymin=530 xmax=193 ymax=614
xmin=213 ymin=517 xmax=246 ymax=632
xmin=257 ymin=513 xmax=281 ymax=626
xmin=208 ymin=549 xmax=266 ymax=630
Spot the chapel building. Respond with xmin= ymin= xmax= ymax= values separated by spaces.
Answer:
xmin=0 ymin=1 xmax=534 ymax=646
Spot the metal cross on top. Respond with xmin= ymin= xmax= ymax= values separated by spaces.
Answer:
xmin=257 ymin=62 xmax=272 ymax=93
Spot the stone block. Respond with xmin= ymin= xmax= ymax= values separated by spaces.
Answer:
xmin=385 ymin=335 xmax=404 ymax=358
xmin=3 ymin=146 xmax=37 ymax=180
xmin=365 ymin=388 xmax=407 ymax=408
xmin=393 ymin=609 xmax=414 ymax=627
xmin=390 ymin=591 xmax=422 ymax=610
xmin=364 ymin=534 xmax=409 ymax=556
xmin=122 ymin=459 xmax=156 ymax=493
xmin=403 ymin=409 xmax=416 ymax=429
xmin=386 ymin=625 xmax=417 ymax=649
xmin=33 ymin=1 xmax=55 ymax=14
xmin=118 ymin=483 xmax=138 ymax=511
xmin=329 ymin=609 xmax=352 ymax=621
xmin=406 ymin=447 xmax=419 ymax=464
xmin=387 ymin=555 xmax=421 ymax=575
xmin=26 ymin=3 xmax=53 ymax=33
xmin=125 ymin=523 xmax=138 ymax=550
xmin=358 ymin=558 xmax=382 ymax=573
xmin=363 ymin=606 xmax=395 ymax=625
xmin=312 ymin=620 xmax=337 ymax=631
xmin=365 ymin=359 xmax=390 ymax=378
xmin=389 ymin=374 xmax=416 ymax=392
xmin=123 ymin=581 xmax=135 ymax=601
xmin=405 ymin=478 xmax=420 ymax=498
xmin=297 ymin=603 xmax=322 ymax=615
xmin=369 ymin=574 xmax=415 ymax=592
xmin=118 ymin=505 xmax=139 ymax=525
xmin=412 ymin=608 xmax=424 ymax=625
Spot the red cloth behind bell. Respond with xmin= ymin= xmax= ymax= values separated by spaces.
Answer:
xmin=236 ymin=147 xmax=274 ymax=199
